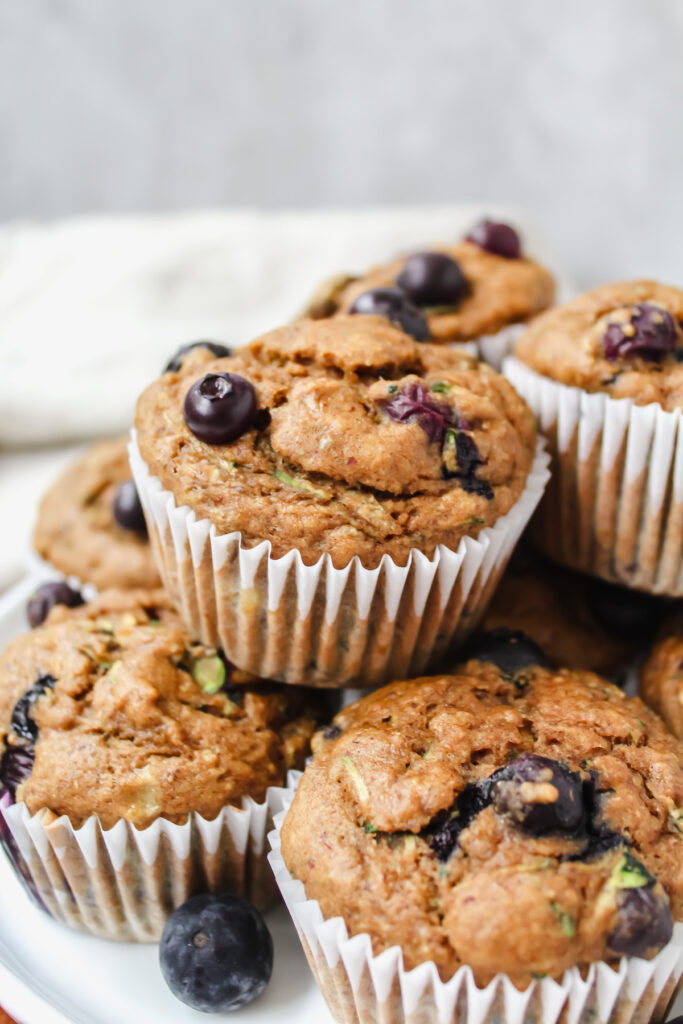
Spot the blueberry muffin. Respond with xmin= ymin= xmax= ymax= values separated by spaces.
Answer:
xmin=301 ymin=219 xmax=555 ymax=347
xmin=281 ymin=637 xmax=682 ymax=986
xmin=640 ymin=612 xmax=683 ymax=738
xmin=33 ymin=437 xmax=160 ymax=590
xmin=507 ymin=282 xmax=683 ymax=593
xmin=480 ymin=549 xmax=673 ymax=677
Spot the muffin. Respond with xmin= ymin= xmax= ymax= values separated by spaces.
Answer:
xmin=271 ymin=638 xmax=683 ymax=1024
xmin=300 ymin=219 xmax=555 ymax=368
xmin=0 ymin=588 xmax=327 ymax=940
xmin=640 ymin=611 xmax=683 ymax=738
xmin=479 ymin=548 xmax=673 ymax=678
xmin=33 ymin=437 xmax=160 ymax=590
xmin=506 ymin=281 xmax=683 ymax=594
xmin=132 ymin=317 xmax=549 ymax=686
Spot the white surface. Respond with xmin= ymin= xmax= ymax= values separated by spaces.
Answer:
xmin=0 ymin=574 xmax=333 ymax=1024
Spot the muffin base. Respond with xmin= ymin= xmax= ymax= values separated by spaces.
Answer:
xmin=1 ymin=786 xmax=289 ymax=942
xmin=268 ymin=774 xmax=683 ymax=1024
xmin=504 ymin=357 xmax=683 ymax=595
xmin=129 ymin=434 xmax=549 ymax=687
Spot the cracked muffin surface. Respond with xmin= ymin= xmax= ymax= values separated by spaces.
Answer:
xmin=0 ymin=589 xmax=322 ymax=828
xmin=640 ymin=613 xmax=683 ymax=738
xmin=135 ymin=317 xmax=537 ymax=569
xmin=514 ymin=280 xmax=683 ymax=410
xmin=33 ymin=437 xmax=161 ymax=590
xmin=281 ymin=663 xmax=683 ymax=985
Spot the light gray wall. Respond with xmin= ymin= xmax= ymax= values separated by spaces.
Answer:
xmin=1 ymin=0 xmax=682 ymax=287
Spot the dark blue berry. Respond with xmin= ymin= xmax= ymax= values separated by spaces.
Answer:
xmin=349 ymin=287 xmax=430 ymax=341
xmin=466 ymin=220 xmax=522 ymax=259
xmin=423 ymin=782 xmax=491 ymax=860
xmin=603 ymin=303 xmax=678 ymax=362
xmin=112 ymin=480 xmax=147 ymax=534
xmin=164 ymin=341 xmax=232 ymax=374
xmin=396 ymin=252 xmax=468 ymax=308
xmin=27 ymin=582 xmax=83 ymax=629
xmin=442 ymin=430 xmax=494 ymax=499
xmin=462 ymin=628 xmax=551 ymax=675
xmin=0 ymin=746 xmax=35 ymax=801
xmin=183 ymin=373 xmax=258 ymax=445
xmin=384 ymin=382 xmax=456 ymax=443
xmin=490 ymin=755 xmax=584 ymax=835
xmin=608 ymin=885 xmax=673 ymax=959
xmin=159 ymin=892 xmax=273 ymax=1013
xmin=323 ymin=724 xmax=342 ymax=740
xmin=9 ymin=675 xmax=56 ymax=744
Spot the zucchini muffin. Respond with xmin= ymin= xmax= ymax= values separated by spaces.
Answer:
xmin=281 ymin=639 xmax=682 ymax=988
xmin=507 ymin=281 xmax=683 ymax=594
xmin=0 ymin=588 xmax=328 ymax=939
xmin=640 ymin=612 xmax=683 ymax=738
xmin=132 ymin=317 xmax=545 ymax=686
xmin=34 ymin=437 xmax=160 ymax=590
xmin=301 ymin=220 xmax=555 ymax=350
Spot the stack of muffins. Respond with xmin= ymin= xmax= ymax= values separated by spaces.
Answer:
xmin=0 ymin=219 xmax=681 ymax=1024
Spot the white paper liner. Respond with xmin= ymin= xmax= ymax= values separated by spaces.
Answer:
xmin=268 ymin=773 xmax=683 ymax=1024
xmin=0 ymin=784 xmax=291 ymax=942
xmin=504 ymin=357 xmax=683 ymax=595
xmin=128 ymin=434 xmax=550 ymax=687
xmin=475 ymin=323 xmax=526 ymax=372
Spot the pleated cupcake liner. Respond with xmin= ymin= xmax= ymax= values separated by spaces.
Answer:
xmin=504 ymin=357 xmax=683 ymax=595
xmin=129 ymin=433 xmax=550 ymax=688
xmin=268 ymin=773 xmax=683 ymax=1024
xmin=473 ymin=323 xmax=526 ymax=371
xmin=0 ymin=784 xmax=290 ymax=942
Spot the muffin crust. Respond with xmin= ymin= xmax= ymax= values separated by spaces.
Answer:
xmin=640 ymin=614 xmax=683 ymax=738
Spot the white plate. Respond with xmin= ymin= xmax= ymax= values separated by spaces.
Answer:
xmin=0 ymin=575 xmax=680 ymax=1024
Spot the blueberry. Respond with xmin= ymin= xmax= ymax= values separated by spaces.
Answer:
xmin=585 ymin=578 xmax=671 ymax=642
xmin=490 ymin=755 xmax=584 ymax=835
xmin=27 ymin=582 xmax=84 ymax=629
xmin=323 ymin=724 xmax=342 ymax=740
xmin=0 ymin=746 xmax=35 ymax=801
xmin=423 ymin=782 xmax=491 ymax=860
xmin=466 ymin=220 xmax=522 ymax=259
xmin=384 ymin=382 xmax=456 ymax=443
xmin=112 ymin=480 xmax=147 ymax=535
xmin=608 ymin=886 xmax=673 ymax=959
xmin=9 ymin=675 xmax=56 ymax=744
xmin=442 ymin=429 xmax=494 ymax=499
xmin=164 ymin=341 xmax=232 ymax=374
xmin=183 ymin=373 xmax=259 ymax=445
xmin=603 ymin=303 xmax=678 ymax=362
xmin=159 ymin=892 xmax=273 ymax=1013
xmin=349 ymin=287 xmax=430 ymax=341
xmin=462 ymin=628 xmax=551 ymax=675
xmin=396 ymin=252 xmax=468 ymax=308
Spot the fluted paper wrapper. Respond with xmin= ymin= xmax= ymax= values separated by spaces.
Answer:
xmin=129 ymin=434 xmax=550 ymax=687
xmin=475 ymin=324 xmax=526 ymax=371
xmin=268 ymin=774 xmax=683 ymax=1024
xmin=0 ymin=785 xmax=290 ymax=942
xmin=504 ymin=357 xmax=683 ymax=595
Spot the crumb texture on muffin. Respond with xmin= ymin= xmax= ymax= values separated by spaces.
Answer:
xmin=33 ymin=437 xmax=161 ymax=589
xmin=0 ymin=589 xmax=320 ymax=828
xmin=135 ymin=317 xmax=537 ymax=568
xmin=640 ymin=617 xmax=683 ymax=738
xmin=281 ymin=666 xmax=682 ymax=985
xmin=515 ymin=280 xmax=683 ymax=410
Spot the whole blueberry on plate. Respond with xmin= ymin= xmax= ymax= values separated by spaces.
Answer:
xmin=396 ymin=252 xmax=468 ymax=308
xmin=112 ymin=480 xmax=147 ymax=535
xmin=349 ymin=286 xmax=430 ymax=341
xmin=164 ymin=340 xmax=232 ymax=374
xmin=466 ymin=219 xmax=522 ymax=259
xmin=159 ymin=892 xmax=273 ymax=1013
xmin=27 ymin=581 xmax=84 ymax=629
xmin=462 ymin=628 xmax=550 ymax=675
xmin=490 ymin=754 xmax=584 ymax=835
xmin=183 ymin=372 xmax=258 ymax=445
xmin=603 ymin=303 xmax=678 ymax=362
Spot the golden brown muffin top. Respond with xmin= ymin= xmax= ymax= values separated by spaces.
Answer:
xmin=640 ymin=611 xmax=683 ymax=739
xmin=135 ymin=317 xmax=537 ymax=569
xmin=0 ymin=589 xmax=323 ymax=828
xmin=515 ymin=280 xmax=683 ymax=410
xmin=282 ymin=664 xmax=682 ymax=986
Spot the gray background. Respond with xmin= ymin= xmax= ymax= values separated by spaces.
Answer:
xmin=1 ymin=0 xmax=682 ymax=287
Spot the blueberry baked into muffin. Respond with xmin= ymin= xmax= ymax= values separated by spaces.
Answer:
xmin=301 ymin=219 xmax=555 ymax=347
xmin=33 ymin=437 xmax=160 ymax=590
xmin=281 ymin=634 xmax=682 ymax=986
xmin=640 ymin=611 xmax=683 ymax=738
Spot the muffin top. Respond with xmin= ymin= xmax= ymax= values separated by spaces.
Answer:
xmin=514 ymin=281 xmax=683 ymax=410
xmin=640 ymin=613 xmax=683 ymax=739
xmin=0 ymin=588 xmax=323 ymax=828
xmin=281 ymin=653 xmax=682 ymax=985
xmin=303 ymin=232 xmax=555 ymax=342
xmin=136 ymin=317 xmax=537 ymax=569
xmin=480 ymin=549 xmax=671 ymax=678
xmin=33 ymin=437 xmax=160 ymax=590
